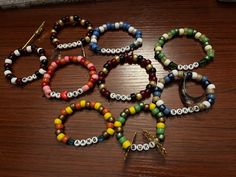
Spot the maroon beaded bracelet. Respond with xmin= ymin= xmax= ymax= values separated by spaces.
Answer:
xmin=97 ymin=53 xmax=157 ymax=102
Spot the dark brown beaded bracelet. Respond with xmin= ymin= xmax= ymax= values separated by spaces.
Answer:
xmin=97 ymin=53 xmax=157 ymax=102
xmin=50 ymin=15 xmax=93 ymax=49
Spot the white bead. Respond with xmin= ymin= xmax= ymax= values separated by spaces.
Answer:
xmin=162 ymin=33 xmax=169 ymax=40
xmin=192 ymin=72 xmax=198 ymax=79
xmin=193 ymin=62 xmax=199 ymax=68
xmin=195 ymin=32 xmax=202 ymax=39
xmin=91 ymin=35 xmax=97 ymax=39
xmin=155 ymin=46 xmax=162 ymax=51
xmin=128 ymin=26 xmax=134 ymax=33
xmin=133 ymin=40 xmax=139 ymax=46
xmin=177 ymin=64 xmax=183 ymax=70
xmin=156 ymin=100 xmax=164 ymax=106
xmin=132 ymin=28 xmax=137 ymax=35
xmin=11 ymin=77 xmax=17 ymax=84
xmin=182 ymin=107 xmax=188 ymax=114
xmin=207 ymin=84 xmax=216 ymax=90
xmin=37 ymin=48 xmax=43 ymax=53
xmin=92 ymin=137 xmax=98 ymax=144
xmin=77 ymin=88 xmax=83 ymax=94
xmin=131 ymin=144 xmax=137 ymax=151
xmin=149 ymin=141 xmax=155 ymax=148
xmin=156 ymin=82 xmax=164 ymax=89
xmin=74 ymin=140 xmax=81 ymax=147
xmin=136 ymin=38 xmax=143 ymax=44
xmin=39 ymin=68 xmax=46 ymax=75
xmin=102 ymin=24 xmax=107 ymax=30
xmin=4 ymin=70 xmax=12 ymax=76
xmin=5 ymin=59 xmax=12 ymax=64
xmin=99 ymin=26 xmax=105 ymax=33
xmin=110 ymin=93 xmax=116 ymax=99
xmin=26 ymin=46 xmax=32 ymax=53
xmin=32 ymin=74 xmax=37 ymax=79
xmin=80 ymin=139 xmax=87 ymax=146
xmin=176 ymin=108 xmax=183 ymax=115
xmin=193 ymin=105 xmax=200 ymax=112
xmin=68 ymin=43 xmax=73 ymax=48
xmin=40 ymin=56 xmax=47 ymax=62
xmin=171 ymin=109 xmax=177 ymax=116
xmin=22 ymin=77 xmax=28 ymax=83
xmin=164 ymin=59 xmax=171 ymax=66
xmin=86 ymin=138 xmax=93 ymax=145
xmin=114 ymin=22 xmax=120 ymax=29
xmin=137 ymin=144 xmax=144 ymax=151
xmin=90 ymin=38 xmax=97 ymax=43
xmin=187 ymin=107 xmax=194 ymax=113
xmin=204 ymin=45 xmax=212 ymax=52
xmin=172 ymin=69 xmax=178 ymax=76
xmin=202 ymin=101 xmax=211 ymax=109
xmin=143 ymin=143 xmax=150 ymax=151
xmin=183 ymin=65 xmax=189 ymax=71
xmin=119 ymin=21 xmax=124 ymax=27
xmin=179 ymin=28 xmax=184 ymax=35
xmin=14 ymin=50 xmax=20 ymax=56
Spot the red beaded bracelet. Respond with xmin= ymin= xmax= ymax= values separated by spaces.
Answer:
xmin=42 ymin=56 xmax=98 ymax=101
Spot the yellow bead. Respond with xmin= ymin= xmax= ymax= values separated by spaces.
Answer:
xmin=129 ymin=106 xmax=136 ymax=114
xmin=104 ymin=112 xmax=112 ymax=120
xmin=65 ymin=106 xmax=73 ymax=114
xmin=54 ymin=118 xmax=62 ymax=125
xmin=122 ymin=140 xmax=131 ymax=149
xmin=149 ymin=103 xmax=156 ymax=111
xmin=156 ymin=122 xmax=165 ymax=129
xmin=80 ymin=100 xmax=86 ymax=108
xmin=114 ymin=121 xmax=122 ymax=127
xmin=107 ymin=128 xmax=115 ymax=135
xmin=94 ymin=102 xmax=101 ymax=110
xmin=57 ymin=133 xmax=65 ymax=141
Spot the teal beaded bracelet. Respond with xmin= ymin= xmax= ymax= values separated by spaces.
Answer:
xmin=154 ymin=28 xmax=215 ymax=71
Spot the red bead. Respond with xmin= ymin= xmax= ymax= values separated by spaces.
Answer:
xmin=75 ymin=103 xmax=81 ymax=110
xmin=61 ymin=91 xmax=68 ymax=101
xmin=55 ymin=124 xmax=64 ymax=129
xmin=55 ymin=60 xmax=61 ymax=65
xmin=89 ymin=66 xmax=96 ymax=71
xmin=90 ymin=101 xmax=96 ymax=108
xmin=87 ymin=81 xmax=94 ymax=88
xmin=60 ymin=109 xmax=67 ymax=116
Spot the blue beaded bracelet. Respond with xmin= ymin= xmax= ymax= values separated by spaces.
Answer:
xmin=90 ymin=22 xmax=143 ymax=55
xmin=152 ymin=70 xmax=216 ymax=116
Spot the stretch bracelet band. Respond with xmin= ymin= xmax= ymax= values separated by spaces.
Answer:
xmin=154 ymin=28 xmax=215 ymax=71
xmin=90 ymin=22 xmax=142 ymax=55
xmin=114 ymin=102 xmax=166 ymax=153
xmin=50 ymin=15 xmax=93 ymax=49
xmin=152 ymin=70 xmax=216 ymax=117
xmin=4 ymin=45 xmax=48 ymax=86
xmin=54 ymin=100 xmax=115 ymax=146
xmin=42 ymin=56 xmax=98 ymax=100
xmin=97 ymin=53 xmax=157 ymax=102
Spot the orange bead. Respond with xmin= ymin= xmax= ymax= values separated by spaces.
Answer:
xmin=62 ymin=135 xmax=69 ymax=143
xmin=102 ymin=108 xmax=110 ymax=115
xmin=84 ymin=60 xmax=90 ymax=66
xmin=107 ymin=123 xmax=114 ymax=128
xmin=89 ymin=70 xmax=96 ymax=75
xmin=90 ymin=101 xmax=96 ymax=108
xmin=60 ymin=109 xmax=67 ymax=116
xmin=87 ymin=81 xmax=94 ymax=88
xmin=60 ymin=59 xmax=66 ymax=65
xmin=55 ymin=124 xmax=64 ymax=129
xmin=75 ymin=103 xmax=81 ymax=110
xmin=72 ymin=56 xmax=78 ymax=63
xmin=42 ymin=78 xmax=49 ymax=83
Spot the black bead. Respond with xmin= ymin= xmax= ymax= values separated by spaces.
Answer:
xmin=35 ymin=71 xmax=42 ymax=78
xmin=130 ymin=93 xmax=136 ymax=101
xmin=186 ymin=72 xmax=192 ymax=80
xmin=5 ymin=74 xmax=14 ymax=80
xmin=80 ymin=38 xmax=86 ymax=45
xmin=169 ymin=62 xmax=178 ymax=70
xmin=84 ymin=20 xmax=90 ymax=27
xmin=40 ymin=64 xmax=47 ymax=70
xmin=73 ymin=15 xmax=80 ymax=21
xmin=41 ymin=59 xmax=48 ymax=65
xmin=137 ymin=55 xmax=143 ymax=62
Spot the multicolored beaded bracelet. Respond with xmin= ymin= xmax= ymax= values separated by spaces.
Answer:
xmin=114 ymin=102 xmax=166 ymax=154
xmin=50 ymin=15 xmax=93 ymax=50
xmin=90 ymin=22 xmax=142 ymax=55
xmin=54 ymin=100 xmax=115 ymax=146
xmin=154 ymin=28 xmax=215 ymax=71
xmin=97 ymin=53 xmax=157 ymax=102
xmin=4 ymin=45 xmax=48 ymax=86
xmin=42 ymin=56 xmax=98 ymax=101
xmin=152 ymin=70 xmax=216 ymax=116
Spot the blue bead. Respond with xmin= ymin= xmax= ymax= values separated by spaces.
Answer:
xmin=123 ymin=22 xmax=131 ymax=31
xmin=94 ymin=27 xmax=99 ymax=32
xmin=186 ymin=72 xmax=192 ymax=80
xmin=67 ymin=138 xmax=74 ymax=145
xmin=159 ymin=104 xmax=166 ymax=111
xmin=135 ymin=30 xmax=142 ymax=36
xmin=90 ymin=43 xmax=97 ymax=50
xmin=135 ymin=34 xmax=142 ymax=39
xmin=207 ymin=94 xmax=215 ymax=100
xmin=201 ymin=76 xmax=208 ymax=82
xmin=92 ymin=30 xmax=100 ymax=37
xmin=164 ymin=108 xmax=170 ymax=115
xmin=111 ymin=23 xmax=115 ymax=30
xmin=106 ymin=23 xmax=112 ymax=30
xmin=164 ymin=76 xmax=171 ymax=83
xmin=98 ymin=135 xmax=104 ymax=142
xmin=153 ymin=91 xmax=161 ymax=97
xmin=208 ymin=98 xmax=215 ymax=104
xmin=130 ymin=43 xmax=136 ymax=50
xmin=203 ymin=80 xmax=211 ymax=88
xmin=168 ymin=73 xmax=174 ymax=80
xmin=153 ymin=86 xmax=163 ymax=92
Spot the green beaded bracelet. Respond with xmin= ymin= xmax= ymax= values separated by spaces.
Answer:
xmin=154 ymin=28 xmax=215 ymax=71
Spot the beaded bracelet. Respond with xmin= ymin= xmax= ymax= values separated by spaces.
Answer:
xmin=50 ymin=15 xmax=93 ymax=50
xmin=152 ymin=70 xmax=216 ymax=116
xmin=4 ymin=45 xmax=48 ymax=86
xmin=97 ymin=53 xmax=157 ymax=102
xmin=154 ymin=28 xmax=215 ymax=71
xmin=114 ymin=102 xmax=166 ymax=153
xmin=42 ymin=56 xmax=98 ymax=100
xmin=54 ymin=100 xmax=115 ymax=147
xmin=90 ymin=22 xmax=143 ymax=55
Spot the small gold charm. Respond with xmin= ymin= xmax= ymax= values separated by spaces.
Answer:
xmin=124 ymin=132 xmax=137 ymax=161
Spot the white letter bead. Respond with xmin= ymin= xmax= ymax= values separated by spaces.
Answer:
xmin=131 ymin=144 xmax=137 ymax=151
xmin=171 ymin=109 xmax=177 ymax=115
xmin=74 ymin=140 xmax=81 ymax=146
xmin=143 ymin=143 xmax=150 ymax=151
xmin=176 ymin=108 xmax=183 ymax=115
xmin=207 ymin=84 xmax=216 ymax=90
xmin=137 ymin=144 xmax=144 ymax=151
xmin=92 ymin=137 xmax=98 ymax=144
xmin=80 ymin=139 xmax=87 ymax=146
xmin=149 ymin=142 xmax=155 ymax=148
xmin=156 ymin=100 xmax=164 ymax=106
xmin=177 ymin=65 xmax=183 ymax=70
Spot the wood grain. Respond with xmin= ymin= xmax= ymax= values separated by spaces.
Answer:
xmin=0 ymin=0 xmax=236 ymax=177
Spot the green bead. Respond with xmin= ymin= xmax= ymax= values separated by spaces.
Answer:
xmin=156 ymin=128 xmax=165 ymax=135
xmin=169 ymin=62 xmax=178 ymax=70
xmin=158 ymin=39 xmax=165 ymax=46
xmin=203 ymin=41 xmax=209 ymax=47
xmin=193 ymin=29 xmax=197 ymax=36
xmin=159 ymin=36 xmax=166 ymax=41
xmin=116 ymin=132 xmax=123 ymax=140
xmin=160 ymin=57 xmax=167 ymax=63
xmin=120 ymin=112 xmax=127 ymax=118
xmin=157 ymin=112 xmax=164 ymax=118
xmin=152 ymin=108 xmax=160 ymax=116
xmin=117 ymin=116 xmax=126 ymax=124
xmin=207 ymin=49 xmax=215 ymax=58
xmin=167 ymin=32 xmax=173 ymax=39
xmin=158 ymin=52 xmax=165 ymax=59
xmin=199 ymin=34 xmax=209 ymax=43
xmin=186 ymin=28 xmax=194 ymax=36
xmin=199 ymin=59 xmax=207 ymax=67
xmin=134 ymin=104 xmax=141 ymax=112
xmin=158 ymin=134 xmax=165 ymax=142
xmin=118 ymin=136 xmax=127 ymax=144
xmin=139 ymin=102 xmax=145 ymax=110
xmin=170 ymin=29 xmax=178 ymax=36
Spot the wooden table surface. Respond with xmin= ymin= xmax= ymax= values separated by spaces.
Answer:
xmin=0 ymin=0 xmax=236 ymax=177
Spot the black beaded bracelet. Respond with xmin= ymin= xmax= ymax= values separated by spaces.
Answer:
xmin=4 ymin=45 xmax=48 ymax=86
xmin=97 ymin=53 xmax=157 ymax=102
xmin=154 ymin=28 xmax=215 ymax=71
xmin=50 ymin=15 xmax=93 ymax=50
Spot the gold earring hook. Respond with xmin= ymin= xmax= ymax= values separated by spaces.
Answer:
xmin=22 ymin=21 xmax=46 ymax=49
